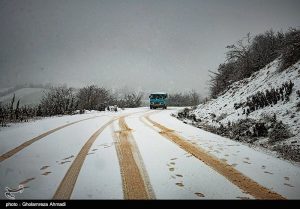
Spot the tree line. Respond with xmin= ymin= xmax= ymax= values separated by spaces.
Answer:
xmin=209 ymin=28 xmax=300 ymax=98
xmin=168 ymin=90 xmax=201 ymax=107
xmin=0 ymin=85 xmax=143 ymax=126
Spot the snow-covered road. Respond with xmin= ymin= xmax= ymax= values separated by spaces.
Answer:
xmin=0 ymin=108 xmax=299 ymax=199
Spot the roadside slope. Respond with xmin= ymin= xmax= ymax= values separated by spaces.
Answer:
xmin=180 ymin=59 xmax=300 ymax=162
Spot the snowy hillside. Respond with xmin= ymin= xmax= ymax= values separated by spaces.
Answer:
xmin=0 ymin=88 xmax=48 ymax=107
xmin=176 ymin=59 xmax=300 ymax=162
xmin=0 ymin=87 xmax=13 ymax=94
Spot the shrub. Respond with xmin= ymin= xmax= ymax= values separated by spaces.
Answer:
xmin=40 ymin=86 xmax=77 ymax=116
xmin=216 ymin=113 xmax=227 ymax=122
xmin=177 ymin=108 xmax=191 ymax=118
xmin=209 ymin=28 xmax=299 ymax=98
xmin=229 ymin=118 xmax=257 ymax=138
xmin=168 ymin=90 xmax=201 ymax=106
xmin=260 ymin=113 xmax=277 ymax=124
xmin=279 ymin=28 xmax=300 ymax=71
xmin=268 ymin=121 xmax=292 ymax=143
xmin=119 ymin=92 xmax=144 ymax=108
xmin=77 ymin=85 xmax=111 ymax=111
xmin=296 ymin=90 xmax=300 ymax=98
xmin=297 ymin=102 xmax=300 ymax=111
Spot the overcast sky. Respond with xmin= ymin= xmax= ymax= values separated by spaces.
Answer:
xmin=0 ymin=0 xmax=299 ymax=96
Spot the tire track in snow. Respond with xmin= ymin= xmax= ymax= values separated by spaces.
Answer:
xmin=53 ymin=110 xmax=148 ymax=199
xmin=0 ymin=116 xmax=103 ymax=163
xmin=112 ymin=115 xmax=155 ymax=199
xmin=142 ymin=112 xmax=285 ymax=200
xmin=52 ymin=117 xmax=117 ymax=199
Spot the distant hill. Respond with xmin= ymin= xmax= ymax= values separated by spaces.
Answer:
xmin=0 ymin=87 xmax=49 ymax=107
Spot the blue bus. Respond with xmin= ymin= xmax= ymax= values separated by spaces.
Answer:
xmin=149 ymin=92 xmax=168 ymax=109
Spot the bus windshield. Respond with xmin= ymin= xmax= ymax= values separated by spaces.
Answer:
xmin=149 ymin=94 xmax=167 ymax=99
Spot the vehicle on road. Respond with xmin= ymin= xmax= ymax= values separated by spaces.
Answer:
xmin=149 ymin=92 xmax=168 ymax=109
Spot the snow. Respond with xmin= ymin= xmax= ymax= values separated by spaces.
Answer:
xmin=0 ymin=107 xmax=299 ymax=199
xmin=0 ymin=88 xmax=48 ymax=106
xmin=151 ymin=109 xmax=300 ymax=199
xmin=126 ymin=111 xmax=252 ymax=199
xmin=193 ymin=60 xmax=300 ymax=129
xmin=0 ymin=114 xmax=103 ymax=155
xmin=185 ymin=59 xmax=300 ymax=156
xmin=0 ymin=115 xmax=115 ymax=199
xmin=71 ymin=122 xmax=123 ymax=199
xmin=0 ymin=87 xmax=13 ymax=94
xmin=0 ymin=108 xmax=140 ymax=199
xmin=150 ymin=92 xmax=168 ymax=95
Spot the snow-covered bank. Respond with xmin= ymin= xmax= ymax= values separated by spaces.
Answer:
xmin=176 ymin=59 xmax=300 ymax=162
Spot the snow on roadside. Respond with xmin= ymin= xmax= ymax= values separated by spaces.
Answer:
xmin=151 ymin=109 xmax=300 ymax=199
xmin=125 ymin=111 xmax=253 ymax=199
xmin=0 ymin=108 xmax=133 ymax=156
xmin=0 ymin=112 xmax=109 ymax=155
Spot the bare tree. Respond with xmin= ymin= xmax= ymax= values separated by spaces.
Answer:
xmin=279 ymin=28 xmax=300 ymax=71
xmin=209 ymin=28 xmax=299 ymax=98
xmin=15 ymin=99 xmax=20 ymax=120
xmin=9 ymin=94 xmax=15 ymax=120
xmin=118 ymin=92 xmax=144 ymax=108
xmin=189 ymin=90 xmax=201 ymax=106
xmin=41 ymin=85 xmax=76 ymax=116
xmin=250 ymin=29 xmax=283 ymax=71
xmin=77 ymin=85 xmax=111 ymax=111
xmin=168 ymin=91 xmax=201 ymax=106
